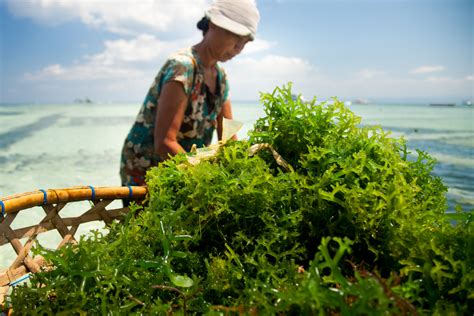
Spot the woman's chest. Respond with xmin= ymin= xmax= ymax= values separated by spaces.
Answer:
xmin=202 ymin=67 xmax=217 ymax=95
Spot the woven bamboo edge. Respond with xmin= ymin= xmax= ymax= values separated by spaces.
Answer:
xmin=0 ymin=186 xmax=148 ymax=308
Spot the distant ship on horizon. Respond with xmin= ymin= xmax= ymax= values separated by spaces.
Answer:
xmin=429 ymin=103 xmax=455 ymax=107
xmin=74 ymin=97 xmax=93 ymax=104
xmin=352 ymin=98 xmax=370 ymax=105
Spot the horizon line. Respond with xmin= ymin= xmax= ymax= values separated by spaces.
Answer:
xmin=0 ymin=96 xmax=472 ymax=106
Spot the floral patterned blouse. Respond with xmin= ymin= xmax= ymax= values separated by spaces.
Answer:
xmin=120 ymin=47 xmax=229 ymax=186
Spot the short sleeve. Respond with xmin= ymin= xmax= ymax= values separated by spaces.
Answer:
xmin=159 ymin=54 xmax=195 ymax=96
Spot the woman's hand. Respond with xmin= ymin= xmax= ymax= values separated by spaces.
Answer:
xmin=154 ymin=81 xmax=188 ymax=160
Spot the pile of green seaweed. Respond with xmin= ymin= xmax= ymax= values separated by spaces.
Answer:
xmin=8 ymin=84 xmax=472 ymax=314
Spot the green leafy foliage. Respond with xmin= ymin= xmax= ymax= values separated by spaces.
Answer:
xmin=8 ymin=83 xmax=473 ymax=314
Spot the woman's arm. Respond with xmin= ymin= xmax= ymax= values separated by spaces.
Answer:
xmin=217 ymin=99 xmax=237 ymax=141
xmin=154 ymin=81 xmax=188 ymax=160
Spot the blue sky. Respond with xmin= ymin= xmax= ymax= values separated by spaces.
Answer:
xmin=0 ymin=0 xmax=472 ymax=104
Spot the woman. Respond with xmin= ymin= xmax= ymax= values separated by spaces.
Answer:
xmin=120 ymin=0 xmax=260 ymax=193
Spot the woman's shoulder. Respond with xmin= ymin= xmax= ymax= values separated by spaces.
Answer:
xmin=166 ymin=47 xmax=196 ymax=68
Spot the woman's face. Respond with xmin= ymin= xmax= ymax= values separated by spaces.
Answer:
xmin=208 ymin=23 xmax=251 ymax=62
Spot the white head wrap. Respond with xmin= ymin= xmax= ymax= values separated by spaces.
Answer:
xmin=205 ymin=0 xmax=260 ymax=40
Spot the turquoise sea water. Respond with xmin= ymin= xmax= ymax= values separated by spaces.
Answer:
xmin=0 ymin=101 xmax=473 ymax=269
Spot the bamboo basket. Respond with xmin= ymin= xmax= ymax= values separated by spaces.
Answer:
xmin=0 ymin=186 xmax=147 ymax=308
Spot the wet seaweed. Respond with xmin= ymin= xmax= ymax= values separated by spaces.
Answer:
xmin=8 ymin=83 xmax=473 ymax=315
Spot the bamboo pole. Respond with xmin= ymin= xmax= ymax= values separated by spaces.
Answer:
xmin=0 ymin=186 xmax=147 ymax=214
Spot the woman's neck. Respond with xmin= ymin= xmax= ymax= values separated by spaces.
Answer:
xmin=193 ymin=41 xmax=217 ymax=69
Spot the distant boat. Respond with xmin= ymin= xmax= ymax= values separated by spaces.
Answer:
xmin=429 ymin=103 xmax=455 ymax=107
xmin=462 ymin=100 xmax=472 ymax=106
xmin=352 ymin=98 xmax=370 ymax=105
xmin=74 ymin=97 xmax=93 ymax=104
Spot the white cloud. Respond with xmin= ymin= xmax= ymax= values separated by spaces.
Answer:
xmin=26 ymin=33 xmax=271 ymax=80
xmin=225 ymin=55 xmax=323 ymax=99
xmin=24 ymin=63 xmax=144 ymax=81
xmin=425 ymin=76 xmax=454 ymax=83
xmin=5 ymin=0 xmax=210 ymax=35
xmin=41 ymin=64 xmax=66 ymax=76
xmin=86 ymin=34 xmax=199 ymax=66
xmin=410 ymin=65 xmax=445 ymax=74
xmin=339 ymin=75 xmax=471 ymax=100
xmin=241 ymin=39 xmax=277 ymax=55
xmin=23 ymin=34 xmax=201 ymax=81
xmin=465 ymin=75 xmax=474 ymax=81
xmin=240 ymin=55 xmax=313 ymax=75
xmin=353 ymin=68 xmax=385 ymax=80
